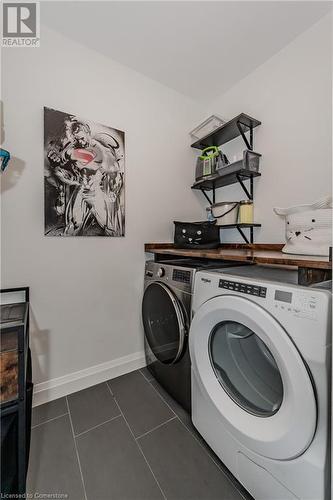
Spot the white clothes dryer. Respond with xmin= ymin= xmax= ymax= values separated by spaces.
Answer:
xmin=190 ymin=265 xmax=331 ymax=500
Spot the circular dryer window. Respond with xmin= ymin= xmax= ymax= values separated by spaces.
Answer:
xmin=209 ymin=321 xmax=283 ymax=417
xmin=142 ymin=282 xmax=186 ymax=364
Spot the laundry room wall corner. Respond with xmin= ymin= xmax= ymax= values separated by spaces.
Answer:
xmin=203 ymin=13 xmax=332 ymax=244
xmin=1 ymin=23 xmax=204 ymax=398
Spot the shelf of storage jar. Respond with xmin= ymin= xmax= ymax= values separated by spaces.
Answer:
xmin=191 ymin=170 xmax=261 ymax=191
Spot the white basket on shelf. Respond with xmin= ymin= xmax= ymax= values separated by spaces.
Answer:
xmin=190 ymin=115 xmax=226 ymax=142
xmin=274 ymin=196 xmax=332 ymax=257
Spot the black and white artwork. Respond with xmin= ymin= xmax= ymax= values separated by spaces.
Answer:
xmin=44 ymin=107 xmax=125 ymax=236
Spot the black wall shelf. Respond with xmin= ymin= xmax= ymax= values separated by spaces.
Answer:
xmin=191 ymin=113 xmax=261 ymax=150
xmin=220 ymin=223 xmax=261 ymax=245
xmin=192 ymin=171 xmax=259 ymax=206
xmin=192 ymin=170 xmax=260 ymax=192
xmin=220 ymin=223 xmax=261 ymax=228
xmin=191 ymin=112 xmax=261 ymax=244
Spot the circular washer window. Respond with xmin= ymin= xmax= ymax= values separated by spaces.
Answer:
xmin=142 ymin=282 xmax=186 ymax=365
xmin=209 ymin=321 xmax=283 ymax=417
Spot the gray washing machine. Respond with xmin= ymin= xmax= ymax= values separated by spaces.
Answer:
xmin=142 ymin=258 xmax=246 ymax=412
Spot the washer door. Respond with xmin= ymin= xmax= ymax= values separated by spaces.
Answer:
xmin=142 ymin=282 xmax=186 ymax=364
xmin=190 ymin=295 xmax=317 ymax=460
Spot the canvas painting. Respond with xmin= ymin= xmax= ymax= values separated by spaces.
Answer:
xmin=44 ymin=107 xmax=125 ymax=236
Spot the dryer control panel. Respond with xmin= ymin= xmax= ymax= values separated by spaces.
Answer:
xmin=219 ymin=279 xmax=267 ymax=298
xmin=274 ymin=290 xmax=318 ymax=319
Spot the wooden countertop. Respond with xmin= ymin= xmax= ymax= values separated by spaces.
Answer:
xmin=145 ymin=243 xmax=332 ymax=270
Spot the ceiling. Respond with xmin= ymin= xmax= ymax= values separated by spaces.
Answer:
xmin=42 ymin=1 xmax=332 ymax=102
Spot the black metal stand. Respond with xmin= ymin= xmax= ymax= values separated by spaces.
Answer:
xmin=1 ymin=287 xmax=31 ymax=497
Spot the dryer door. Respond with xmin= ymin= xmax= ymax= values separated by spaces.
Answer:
xmin=190 ymin=294 xmax=317 ymax=460
xmin=142 ymin=282 xmax=186 ymax=364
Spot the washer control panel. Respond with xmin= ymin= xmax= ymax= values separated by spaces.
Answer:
xmin=219 ymin=279 xmax=267 ymax=298
xmin=173 ymin=269 xmax=191 ymax=284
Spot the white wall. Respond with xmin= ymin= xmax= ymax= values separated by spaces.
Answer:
xmin=1 ymin=25 xmax=203 ymax=402
xmin=205 ymin=14 xmax=332 ymax=243
xmin=1 ymin=12 xmax=332 ymax=403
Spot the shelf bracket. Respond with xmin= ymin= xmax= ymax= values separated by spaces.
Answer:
xmin=236 ymin=226 xmax=250 ymax=244
xmin=236 ymin=174 xmax=253 ymax=200
xmin=200 ymin=188 xmax=214 ymax=206
xmin=236 ymin=120 xmax=253 ymax=151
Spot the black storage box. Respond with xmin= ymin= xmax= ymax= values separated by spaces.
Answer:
xmin=174 ymin=221 xmax=220 ymax=249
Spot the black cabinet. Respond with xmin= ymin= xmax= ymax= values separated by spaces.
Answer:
xmin=1 ymin=287 xmax=32 ymax=496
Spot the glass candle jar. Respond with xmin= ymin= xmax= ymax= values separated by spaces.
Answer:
xmin=238 ymin=200 xmax=254 ymax=224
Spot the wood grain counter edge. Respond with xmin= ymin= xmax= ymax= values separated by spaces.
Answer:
xmin=144 ymin=243 xmax=332 ymax=270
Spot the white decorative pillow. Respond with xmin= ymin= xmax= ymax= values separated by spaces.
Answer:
xmin=274 ymin=196 xmax=332 ymax=257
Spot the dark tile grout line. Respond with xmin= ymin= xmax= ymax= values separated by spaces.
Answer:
xmin=140 ymin=371 xmax=251 ymax=500
xmin=105 ymin=381 xmax=167 ymax=500
xmin=31 ymin=412 xmax=69 ymax=429
xmin=74 ymin=414 xmax=122 ymax=438
xmin=139 ymin=368 xmax=154 ymax=383
xmin=135 ymin=416 xmax=177 ymax=440
xmin=65 ymin=396 xmax=88 ymax=500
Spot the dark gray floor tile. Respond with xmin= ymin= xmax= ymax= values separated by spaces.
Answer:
xmin=67 ymin=382 xmax=120 ymax=435
xmin=32 ymin=397 xmax=68 ymax=427
xmin=150 ymin=379 xmax=211 ymax=450
xmin=108 ymin=370 xmax=174 ymax=438
xmin=150 ymin=379 xmax=240 ymax=477
xmin=27 ymin=415 xmax=84 ymax=500
xmin=76 ymin=416 xmax=164 ymax=500
xmin=139 ymin=418 xmax=245 ymax=500
xmin=150 ymin=379 xmax=192 ymax=428
xmin=151 ymin=380 xmax=252 ymax=500
xmin=140 ymin=366 xmax=154 ymax=382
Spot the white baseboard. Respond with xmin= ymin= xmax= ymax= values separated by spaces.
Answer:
xmin=32 ymin=351 xmax=146 ymax=407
